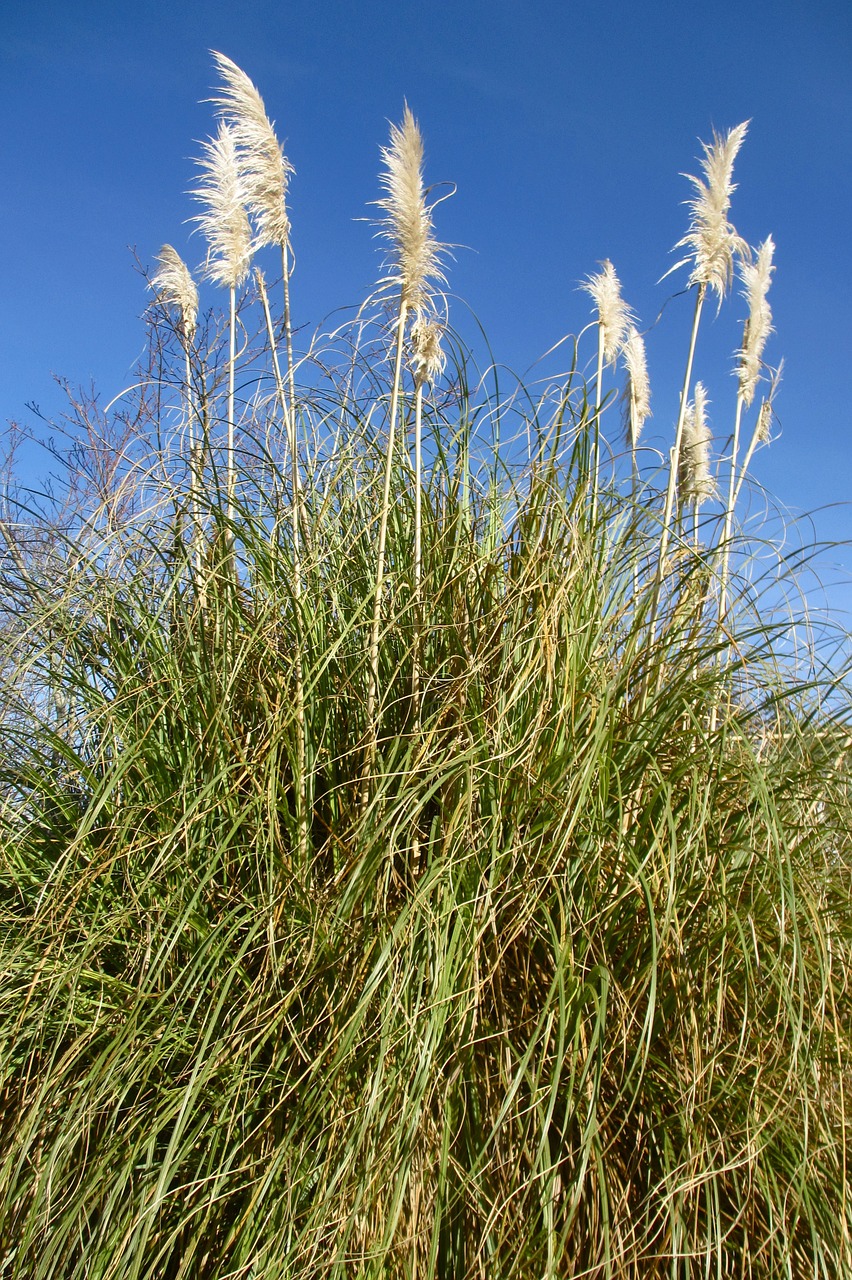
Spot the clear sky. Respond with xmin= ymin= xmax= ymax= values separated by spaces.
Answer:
xmin=2 ymin=0 xmax=851 ymax=621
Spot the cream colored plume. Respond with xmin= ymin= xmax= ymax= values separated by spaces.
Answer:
xmin=737 ymin=236 xmax=775 ymax=406
xmin=410 ymin=312 xmax=446 ymax=386
xmin=211 ymin=51 xmax=293 ymax=251
xmin=378 ymin=106 xmax=445 ymax=313
xmin=191 ymin=122 xmax=253 ymax=290
xmin=582 ymin=260 xmax=633 ymax=364
xmin=622 ymin=325 xmax=651 ymax=441
xmin=674 ymin=122 xmax=750 ymax=301
xmin=150 ymin=245 xmax=198 ymax=340
xmin=680 ymin=382 xmax=715 ymax=506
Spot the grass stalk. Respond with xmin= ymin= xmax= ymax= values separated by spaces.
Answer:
xmin=645 ymin=282 xmax=706 ymax=681
xmin=591 ymin=323 xmax=605 ymax=524
xmin=361 ymin=299 xmax=408 ymax=812
xmin=226 ymin=284 xmax=237 ymax=540
xmin=257 ymin=268 xmax=308 ymax=869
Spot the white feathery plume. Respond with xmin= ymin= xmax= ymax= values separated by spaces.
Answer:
xmin=582 ymin=260 xmax=633 ymax=364
xmin=737 ymin=236 xmax=775 ymax=406
xmin=673 ymin=122 xmax=750 ymax=302
xmin=377 ymin=106 xmax=445 ymax=315
xmin=410 ymin=312 xmax=446 ymax=386
xmin=191 ymin=122 xmax=253 ymax=290
xmin=680 ymin=382 xmax=715 ymax=507
xmin=211 ymin=51 xmax=293 ymax=251
xmin=150 ymin=245 xmax=198 ymax=340
xmin=622 ymin=325 xmax=651 ymax=444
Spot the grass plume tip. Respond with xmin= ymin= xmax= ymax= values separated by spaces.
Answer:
xmin=150 ymin=244 xmax=198 ymax=340
xmin=211 ymin=51 xmax=293 ymax=252
xmin=673 ymin=121 xmax=750 ymax=302
xmin=190 ymin=121 xmax=253 ymax=290
xmin=582 ymin=259 xmax=633 ymax=364
xmin=377 ymin=105 xmax=446 ymax=315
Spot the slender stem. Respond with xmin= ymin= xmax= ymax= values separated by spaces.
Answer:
xmin=630 ymin=390 xmax=639 ymax=496
xmin=591 ymin=325 xmax=605 ymax=525
xmin=226 ymin=285 xmax=237 ymax=542
xmin=361 ymin=300 xmax=409 ymax=814
xmin=413 ymin=378 xmax=424 ymax=714
xmin=718 ymin=394 xmax=745 ymax=626
xmin=638 ymin=284 xmax=705 ymax=710
xmin=412 ymin=376 xmax=425 ymax=873
xmin=280 ymin=245 xmax=309 ymax=559
xmin=732 ymin=416 xmax=763 ymax=509
xmin=647 ymin=287 xmax=706 ymax=630
xmin=184 ymin=341 xmax=203 ymax=582
xmin=258 ymin=271 xmax=308 ymax=869
xmin=630 ymin=390 xmax=640 ymax=601
xmin=658 ymin=286 xmax=705 ymax=577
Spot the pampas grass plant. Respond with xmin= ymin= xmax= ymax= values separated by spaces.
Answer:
xmin=362 ymin=104 xmax=445 ymax=808
xmin=582 ymin=259 xmax=632 ymax=520
xmin=653 ymin=122 xmax=750 ymax=610
xmin=0 ymin=63 xmax=850 ymax=1280
xmin=190 ymin=120 xmax=253 ymax=534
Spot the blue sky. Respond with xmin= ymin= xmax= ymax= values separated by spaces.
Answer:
xmin=2 ymin=0 xmax=850 ymax=619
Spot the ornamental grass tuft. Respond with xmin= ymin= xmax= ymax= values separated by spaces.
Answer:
xmin=0 ymin=58 xmax=850 ymax=1280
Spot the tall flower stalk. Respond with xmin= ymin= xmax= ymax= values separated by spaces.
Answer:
xmin=211 ymin=52 xmax=309 ymax=867
xmin=718 ymin=236 xmax=775 ymax=623
xmin=210 ymin=52 xmax=302 ymax=542
xmin=410 ymin=314 xmax=445 ymax=711
xmin=257 ymin=269 xmax=309 ymax=870
xmin=361 ymin=106 xmax=444 ymax=811
xmin=150 ymin=245 xmax=202 ymax=574
xmin=409 ymin=312 xmax=444 ymax=870
xmin=582 ymin=260 xmax=632 ymax=521
xmin=190 ymin=121 xmax=252 ymax=540
xmin=647 ymin=122 xmax=749 ymax=663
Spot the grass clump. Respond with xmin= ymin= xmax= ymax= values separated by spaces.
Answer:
xmin=0 ymin=58 xmax=851 ymax=1279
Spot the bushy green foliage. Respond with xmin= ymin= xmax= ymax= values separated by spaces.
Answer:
xmin=0 ymin=306 xmax=850 ymax=1279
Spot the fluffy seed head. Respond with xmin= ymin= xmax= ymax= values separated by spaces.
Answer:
xmin=737 ymin=236 xmax=775 ymax=406
xmin=410 ymin=312 xmax=446 ymax=386
xmin=211 ymin=51 xmax=293 ymax=250
xmin=622 ymin=325 xmax=651 ymax=444
xmin=582 ymin=260 xmax=633 ymax=364
xmin=190 ymin=122 xmax=253 ymax=290
xmin=150 ymin=244 xmax=198 ymax=340
xmin=680 ymin=381 xmax=715 ymax=507
xmin=377 ymin=106 xmax=445 ymax=313
xmin=674 ymin=122 xmax=750 ymax=301
xmin=756 ymin=397 xmax=773 ymax=443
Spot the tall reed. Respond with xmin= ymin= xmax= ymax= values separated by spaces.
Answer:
xmin=582 ymin=260 xmax=632 ymax=522
xmin=190 ymin=121 xmax=252 ymax=535
xmin=150 ymin=245 xmax=200 ymax=570
xmin=652 ymin=122 xmax=749 ymax=610
xmin=362 ymin=105 xmax=444 ymax=810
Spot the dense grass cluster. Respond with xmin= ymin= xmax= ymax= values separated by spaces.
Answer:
xmin=1 ymin=59 xmax=851 ymax=1278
